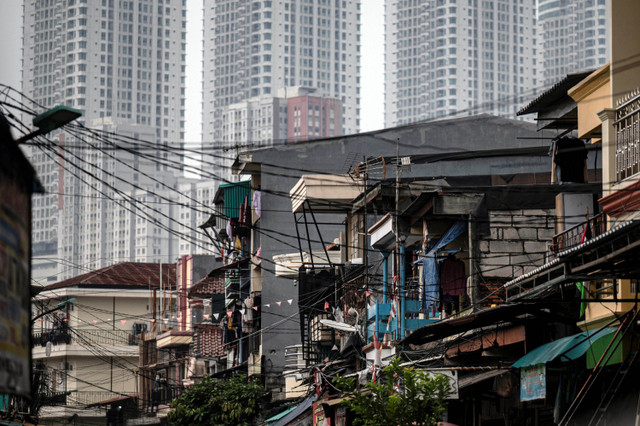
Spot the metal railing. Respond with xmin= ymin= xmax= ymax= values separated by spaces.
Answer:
xmin=615 ymin=89 xmax=640 ymax=181
xmin=550 ymin=213 xmax=606 ymax=255
xmin=33 ymin=328 xmax=136 ymax=348
xmin=42 ymin=391 xmax=128 ymax=407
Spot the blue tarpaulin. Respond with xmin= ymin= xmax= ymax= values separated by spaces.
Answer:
xmin=420 ymin=221 xmax=467 ymax=312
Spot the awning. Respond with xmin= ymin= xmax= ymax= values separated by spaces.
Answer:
xmin=86 ymin=393 xmax=137 ymax=407
xmin=459 ymin=369 xmax=509 ymax=389
xmin=512 ymin=327 xmax=618 ymax=368
xmin=265 ymin=405 xmax=298 ymax=424
xmin=271 ymin=395 xmax=316 ymax=426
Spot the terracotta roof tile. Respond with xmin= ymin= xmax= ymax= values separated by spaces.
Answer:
xmin=44 ymin=262 xmax=176 ymax=291
xmin=189 ymin=276 xmax=225 ymax=298
xmin=192 ymin=323 xmax=224 ymax=358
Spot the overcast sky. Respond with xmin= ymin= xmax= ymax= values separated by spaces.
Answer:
xmin=0 ymin=1 xmax=385 ymax=143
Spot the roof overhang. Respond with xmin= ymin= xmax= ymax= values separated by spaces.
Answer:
xmin=232 ymin=152 xmax=261 ymax=175
xmin=517 ymin=71 xmax=593 ymax=116
xmin=402 ymin=303 xmax=552 ymax=346
xmin=273 ymin=251 xmax=342 ymax=277
xmin=290 ymin=174 xmax=362 ymax=213
xmin=156 ymin=330 xmax=193 ymax=348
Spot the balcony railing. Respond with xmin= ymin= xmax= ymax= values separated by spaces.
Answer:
xmin=615 ymin=89 xmax=640 ymax=181
xmin=41 ymin=391 xmax=131 ymax=407
xmin=551 ymin=213 xmax=606 ymax=255
xmin=33 ymin=328 xmax=136 ymax=348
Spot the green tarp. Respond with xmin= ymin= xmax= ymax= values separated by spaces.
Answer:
xmin=513 ymin=327 xmax=619 ymax=368
xmin=265 ymin=405 xmax=298 ymax=424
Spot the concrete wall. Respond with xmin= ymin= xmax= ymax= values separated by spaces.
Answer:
xmin=610 ymin=0 xmax=640 ymax=106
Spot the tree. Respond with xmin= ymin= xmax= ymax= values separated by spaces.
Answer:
xmin=168 ymin=374 xmax=265 ymax=426
xmin=332 ymin=357 xmax=450 ymax=426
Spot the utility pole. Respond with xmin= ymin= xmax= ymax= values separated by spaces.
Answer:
xmin=363 ymin=156 xmax=368 ymax=309
xmin=395 ymin=138 xmax=406 ymax=339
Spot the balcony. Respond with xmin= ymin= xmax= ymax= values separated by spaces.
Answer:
xmin=366 ymin=298 xmax=438 ymax=342
xmin=33 ymin=328 xmax=135 ymax=348
xmin=551 ymin=213 xmax=606 ymax=255
xmin=41 ymin=391 xmax=134 ymax=407
xmin=615 ymin=90 xmax=640 ymax=181
xmin=156 ymin=329 xmax=192 ymax=349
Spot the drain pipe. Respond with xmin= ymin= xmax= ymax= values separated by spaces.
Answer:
xmin=382 ymin=251 xmax=389 ymax=304
xmin=400 ymin=243 xmax=406 ymax=339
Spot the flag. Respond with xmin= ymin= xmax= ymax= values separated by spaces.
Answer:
xmin=276 ymin=301 xmax=282 ymax=306
xmin=120 ymin=319 xmax=127 ymax=325
xmin=287 ymin=299 xmax=293 ymax=305
xmin=576 ymin=282 xmax=587 ymax=318
xmin=373 ymin=332 xmax=382 ymax=369
xmin=577 ymin=213 xmax=592 ymax=318
xmin=581 ymin=221 xmax=592 ymax=243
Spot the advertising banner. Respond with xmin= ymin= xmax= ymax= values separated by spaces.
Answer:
xmin=520 ymin=363 xmax=546 ymax=401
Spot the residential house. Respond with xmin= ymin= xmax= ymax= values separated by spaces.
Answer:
xmin=32 ymin=262 xmax=175 ymax=425
xmin=137 ymin=254 xmax=219 ymax=418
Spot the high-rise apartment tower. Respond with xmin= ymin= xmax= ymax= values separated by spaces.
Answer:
xmin=538 ymin=0 xmax=609 ymax=87
xmin=202 ymin=0 xmax=361 ymax=182
xmin=22 ymin=0 xmax=186 ymax=282
xmin=385 ymin=0 xmax=538 ymax=127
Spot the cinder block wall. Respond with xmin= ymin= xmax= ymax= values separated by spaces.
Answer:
xmin=478 ymin=209 xmax=555 ymax=280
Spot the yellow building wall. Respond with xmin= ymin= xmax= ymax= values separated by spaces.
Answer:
xmin=610 ymin=0 xmax=640 ymax=106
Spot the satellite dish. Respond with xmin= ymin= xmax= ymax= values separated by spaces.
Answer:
xmin=319 ymin=319 xmax=357 ymax=333
xmin=45 ymin=341 xmax=52 ymax=357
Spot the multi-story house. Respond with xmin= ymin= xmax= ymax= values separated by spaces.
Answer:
xmin=32 ymin=262 xmax=175 ymax=424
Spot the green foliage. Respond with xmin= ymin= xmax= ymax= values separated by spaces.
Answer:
xmin=168 ymin=374 xmax=265 ymax=426
xmin=332 ymin=357 xmax=450 ymax=426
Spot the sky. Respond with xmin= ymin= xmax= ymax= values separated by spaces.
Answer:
xmin=0 ymin=0 xmax=385 ymax=144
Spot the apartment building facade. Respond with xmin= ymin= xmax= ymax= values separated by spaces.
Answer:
xmin=202 ymin=0 xmax=361 ymax=182
xmin=23 ymin=0 xmax=187 ymax=283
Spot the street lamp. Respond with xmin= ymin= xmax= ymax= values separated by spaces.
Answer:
xmin=31 ymin=298 xmax=76 ymax=324
xmin=16 ymin=105 xmax=82 ymax=144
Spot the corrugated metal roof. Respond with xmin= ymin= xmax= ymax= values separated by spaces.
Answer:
xmin=517 ymin=71 xmax=593 ymax=116
xmin=512 ymin=327 xmax=618 ymax=368
xmin=43 ymin=262 xmax=176 ymax=291
xmin=222 ymin=180 xmax=251 ymax=219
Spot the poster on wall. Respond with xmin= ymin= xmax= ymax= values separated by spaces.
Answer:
xmin=520 ymin=363 xmax=546 ymax=401
xmin=0 ymin=177 xmax=31 ymax=398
